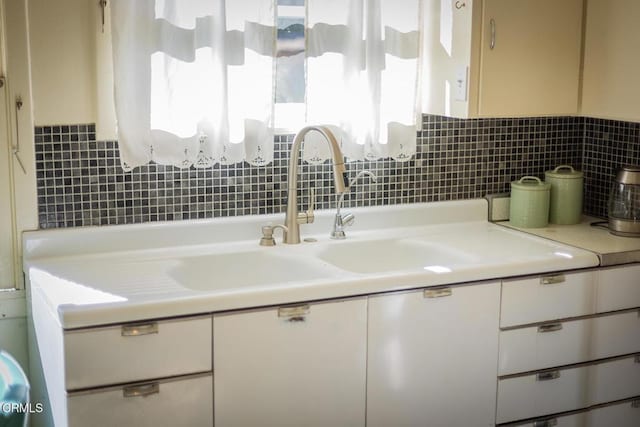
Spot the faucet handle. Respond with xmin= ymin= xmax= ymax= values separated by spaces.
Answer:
xmin=307 ymin=187 xmax=315 ymax=222
xmin=297 ymin=187 xmax=316 ymax=225
xmin=342 ymin=212 xmax=355 ymax=227
xmin=260 ymin=224 xmax=289 ymax=246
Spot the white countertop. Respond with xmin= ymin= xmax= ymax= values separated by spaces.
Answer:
xmin=24 ymin=200 xmax=600 ymax=329
xmin=498 ymin=216 xmax=640 ymax=266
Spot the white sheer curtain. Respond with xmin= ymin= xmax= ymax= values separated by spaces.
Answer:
xmin=110 ymin=0 xmax=276 ymax=171
xmin=304 ymin=0 xmax=422 ymax=163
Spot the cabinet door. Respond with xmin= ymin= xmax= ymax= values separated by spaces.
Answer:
xmin=582 ymin=0 xmax=640 ymax=122
xmin=479 ymin=0 xmax=583 ymax=116
xmin=213 ymin=298 xmax=367 ymax=427
xmin=367 ymin=282 xmax=501 ymax=427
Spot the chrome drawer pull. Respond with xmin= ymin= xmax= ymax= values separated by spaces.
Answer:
xmin=123 ymin=382 xmax=159 ymax=398
xmin=424 ymin=287 xmax=452 ymax=298
xmin=278 ymin=305 xmax=310 ymax=321
xmin=121 ymin=322 xmax=158 ymax=337
xmin=540 ymin=274 xmax=565 ymax=285
xmin=533 ymin=419 xmax=558 ymax=427
xmin=632 ymin=399 xmax=640 ymax=409
xmin=538 ymin=323 xmax=563 ymax=333
xmin=537 ymin=371 xmax=561 ymax=381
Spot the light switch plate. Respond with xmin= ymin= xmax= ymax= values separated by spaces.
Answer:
xmin=454 ymin=66 xmax=468 ymax=101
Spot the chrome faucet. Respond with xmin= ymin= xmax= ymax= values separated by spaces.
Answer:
xmin=331 ymin=170 xmax=378 ymax=239
xmin=283 ymin=126 xmax=348 ymax=244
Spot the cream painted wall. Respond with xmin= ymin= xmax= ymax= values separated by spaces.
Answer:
xmin=28 ymin=0 xmax=97 ymax=125
xmin=581 ymin=0 xmax=640 ymax=122
xmin=1 ymin=0 xmax=40 ymax=413
xmin=0 ymin=0 xmax=15 ymax=291
xmin=4 ymin=0 xmax=39 ymax=289
xmin=421 ymin=0 xmax=480 ymax=118
xmin=28 ymin=0 xmax=117 ymax=139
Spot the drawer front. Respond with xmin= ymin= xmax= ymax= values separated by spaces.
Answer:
xmin=67 ymin=373 xmax=213 ymax=427
xmin=589 ymin=355 xmax=640 ymax=406
xmin=64 ymin=316 xmax=212 ymax=390
xmin=586 ymin=399 xmax=640 ymax=427
xmin=501 ymin=271 xmax=595 ymax=328
xmin=590 ymin=310 xmax=640 ymax=360
xmin=596 ymin=265 xmax=640 ymax=313
xmin=519 ymin=412 xmax=588 ymax=427
xmin=496 ymin=366 xmax=589 ymax=424
xmin=499 ymin=310 xmax=640 ymax=376
xmin=499 ymin=319 xmax=591 ymax=375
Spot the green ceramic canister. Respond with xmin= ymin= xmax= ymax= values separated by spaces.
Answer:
xmin=510 ymin=176 xmax=551 ymax=228
xmin=544 ymin=165 xmax=584 ymax=225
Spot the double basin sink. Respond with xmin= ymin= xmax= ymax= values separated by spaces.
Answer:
xmin=170 ymin=235 xmax=477 ymax=292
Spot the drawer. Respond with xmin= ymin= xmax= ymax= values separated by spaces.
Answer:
xmin=67 ymin=373 xmax=213 ymax=427
xmin=596 ymin=264 xmax=640 ymax=313
xmin=64 ymin=315 xmax=212 ymax=390
xmin=499 ymin=318 xmax=590 ymax=375
xmin=590 ymin=309 xmax=640 ymax=360
xmin=499 ymin=310 xmax=640 ymax=376
xmin=501 ymin=271 xmax=595 ymax=328
xmin=587 ymin=398 xmax=640 ymax=427
xmin=514 ymin=411 xmax=588 ymax=427
xmin=589 ymin=355 xmax=640 ymax=406
xmin=496 ymin=366 xmax=589 ymax=424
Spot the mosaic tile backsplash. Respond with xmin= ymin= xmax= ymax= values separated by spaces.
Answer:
xmin=582 ymin=118 xmax=640 ymax=218
xmin=36 ymin=114 xmax=628 ymax=229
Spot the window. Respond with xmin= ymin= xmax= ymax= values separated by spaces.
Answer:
xmin=275 ymin=0 xmax=306 ymax=131
xmin=110 ymin=0 xmax=423 ymax=169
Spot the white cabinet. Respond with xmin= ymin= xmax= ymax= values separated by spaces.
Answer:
xmin=213 ymin=298 xmax=368 ymax=427
xmin=367 ymin=282 xmax=500 ymax=427
xmin=32 ymin=308 xmax=214 ymax=427
xmin=423 ymin=0 xmax=583 ymax=118
xmin=497 ymin=265 xmax=640 ymax=424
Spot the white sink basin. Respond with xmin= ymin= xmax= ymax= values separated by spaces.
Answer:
xmin=316 ymin=238 xmax=474 ymax=274
xmin=169 ymin=251 xmax=336 ymax=291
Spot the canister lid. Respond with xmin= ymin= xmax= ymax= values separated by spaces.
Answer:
xmin=616 ymin=165 xmax=640 ymax=185
xmin=511 ymin=176 xmax=551 ymax=191
xmin=544 ymin=165 xmax=584 ymax=179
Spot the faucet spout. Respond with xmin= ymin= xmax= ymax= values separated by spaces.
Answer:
xmin=284 ymin=126 xmax=348 ymax=244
